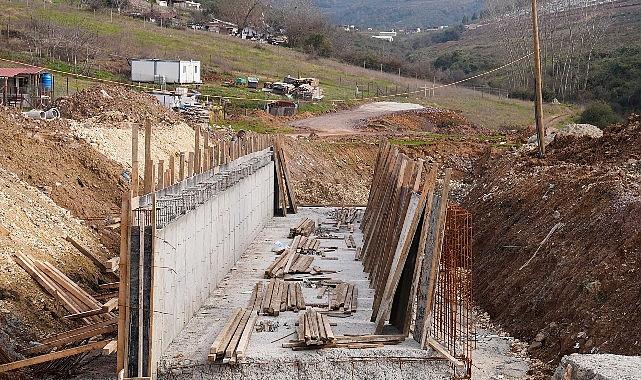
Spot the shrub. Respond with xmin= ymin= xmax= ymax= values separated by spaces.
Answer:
xmin=579 ymin=102 xmax=619 ymax=128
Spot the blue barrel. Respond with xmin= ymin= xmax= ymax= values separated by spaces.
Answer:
xmin=41 ymin=72 xmax=53 ymax=91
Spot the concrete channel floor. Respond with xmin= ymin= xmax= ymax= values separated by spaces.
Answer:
xmin=157 ymin=207 xmax=453 ymax=380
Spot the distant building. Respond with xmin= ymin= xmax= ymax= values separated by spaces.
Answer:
xmin=0 ymin=67 xmax=52 ymax=108
xmin=379 ymin=31 xmax=397 ymax=37
xmin=131 ymin=59 xmax=202 ymax=84
xmin=207 ymin=18 xmax=238 ymax=35
xmin=156 ymin=0 xmax=168 ymax=7
xmin=372 ymin=35 xmax=394 ymax=42
xmin=173 ymin=0 xmax=201 ymax=11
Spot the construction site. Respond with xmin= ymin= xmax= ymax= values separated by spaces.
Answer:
xmin=0 ymin=80 xmax=638 ymax=380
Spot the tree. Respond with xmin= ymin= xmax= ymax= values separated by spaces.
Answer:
xmin=266 ymin=0 xmax=331 ymax=51
xmin=580 ymin=101 xmax=619 ymax=128
xmin=214 ymin=0 xmax=265 ymax=31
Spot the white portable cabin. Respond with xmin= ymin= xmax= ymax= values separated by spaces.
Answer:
xmin=131 ymin=59 xmax=202 ymax=84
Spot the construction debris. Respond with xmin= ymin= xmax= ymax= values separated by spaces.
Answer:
xmin=289 ymin=235 xmax=321 ymax=255
xmin=289 ymin=218 xmax=315 ymax=238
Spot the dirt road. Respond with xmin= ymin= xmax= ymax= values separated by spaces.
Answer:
xmin=291 ymin=101 xmax=424 ymax=136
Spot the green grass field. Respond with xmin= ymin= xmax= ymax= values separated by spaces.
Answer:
xmin=0 ymin=0 xmax=572 ymax=129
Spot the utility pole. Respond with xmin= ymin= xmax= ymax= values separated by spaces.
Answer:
xmin=531 ymin=0 xmax=545 ymax=157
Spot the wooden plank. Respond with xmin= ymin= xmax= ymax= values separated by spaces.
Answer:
xmin=143 ymin=119 xmax=153 ymax=195
xmin=420 ymin=169 xmax=452 ymax=349
xmin=22 ymin=324 xmax=117 ymax=355
xmin=102 ymin=340 xmax=118 ymax=356
xmin=260 ymin=280 xmax=274 ymax=314
xmin=65 ymin=236 xmax=108 ymax=272
xmin=235 ymin=313 xmax=257 ymax=359
xmin=209 ymin=308 xmax=242 ymax=361
xmin=131 ymin=124 xmax=139 ymax=197
xmin=0 ymin=340 xmax=110 ymax=373
xmin=224 ymin=310 xmax=250 ymax=364
xmin=426 ymin=337 xmax=465 ymax=367
xmin=102 ymin=298 xmax=119 ymax=313
xmin=36 ymin=261 xmax=102 ymax=311
xmin=41 ymin=319 xmax=117 ymax=345
xmin=296 ymin=282 xmax=305 ymax=310
xmin=179 ymin=152 xmax=186 ymax=181
xmin=403 ymin=165 xmax=437 ymax=337
xmin=321 ymin=314 xmax=334 ymax=342
xmin=99 ymin=282 xmax=120 ymax=291
xmin=117 ymin=193 xmax=130 ymax=374
xmin=374 ymin=162 xmax=429 ymax=333
xmin=63 ymin=307 xmax=106 ymax=320
xmin=334 ymin=335 xmax=405 ymax=343
xmin=12 ymin=253 xmax=90 ymax=322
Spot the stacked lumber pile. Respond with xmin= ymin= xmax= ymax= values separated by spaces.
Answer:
xmin=264 ymin=250 xmax=315 ymax=278
xmin=289 ymin=218 xmax=315 ymax=238
xmin=11 ymin=252 xmax=114 ymax=324
xmin=290 ymin=235 xmax=321 ymax=255
xmin=329 ymin=283 xmax=358 ymax=315
xmin=208 ymin=308 xmax=257 ymax=364
xmin=250 ymin=280 xmax=307 ymax=315
xmin=274 ymin=137 xmax=297 ymax=216
xmin=292 ymin=309 xmax=335 ymax=349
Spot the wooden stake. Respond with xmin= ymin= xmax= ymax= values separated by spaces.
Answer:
xmin=131 ymin=123 xmax=139 ymax=197
xmin=169 ymin=154 xmax=175 ymax=185
xmin=143 ymin=119 xmax=153 ymax=195
xmin=179 ymin=152 xmax=186 ymax=181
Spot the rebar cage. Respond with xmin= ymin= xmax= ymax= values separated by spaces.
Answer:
xmin=431 ymin=204 xmax=474 ymax=379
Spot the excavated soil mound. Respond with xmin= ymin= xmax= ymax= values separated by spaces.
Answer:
xmin=55 ymin=84 xmax=181 ymax=124
xmin=365 ymin=108 xmax=488 ymax=135
xmin=464 ymin=115 xmax=641 ymax=371
xmin=549 ymin=114 xmax=641 ymax=166
xmin=0 ymin=107 xmax=127 ymax=252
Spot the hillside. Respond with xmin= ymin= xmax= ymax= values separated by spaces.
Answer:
xmin=314 ymin=0 xmax=484 ymax=28
xmin=0 ymin=0 xmax=568 ymax=130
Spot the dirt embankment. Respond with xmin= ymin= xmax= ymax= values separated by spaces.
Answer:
xmin=55 ymin=84 xmax=182 ymax=125
xmin=0 ymin=107 xmax=127 ymax=252
xmin=464 ymin=115 xmax=641 ymax=370
xmin=284 ymin=108 xmax=513 ymax=205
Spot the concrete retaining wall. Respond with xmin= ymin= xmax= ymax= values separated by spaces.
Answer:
xmin=148 ymin=151 xmax=274 ymax=374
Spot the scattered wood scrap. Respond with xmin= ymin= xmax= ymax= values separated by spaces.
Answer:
xmin=208 ymin=308 xmax=257 ymax=364
xmin=0 ymin=340 xmax=111 ymax=373
xmin=265 ymin=250 xmax=315 ymax=278
xmin=290 ymin=235 xmax=321 ymax=255
xmin=22 ymin=319 xmax=117 ymax=356
xmin=12 ymin=252 xmax=111 ymax=324
xmin=65 ymin=236 xmax=109 ymax=273
xmin=289 ymin=218 xmax=315 ymax=238
xmin=283 ymin=333 xmax=405 ymax=350
xmin=329 ymin=208 xmax=359 ymax=229
xmin=345 ymin=234 xmax=357 ymax=249
xmin=329 ymin=283 xmax=358 ymax=315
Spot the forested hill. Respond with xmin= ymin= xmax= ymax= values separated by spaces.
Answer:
xmin=313 ymin=0 xmax=484 ymax=28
